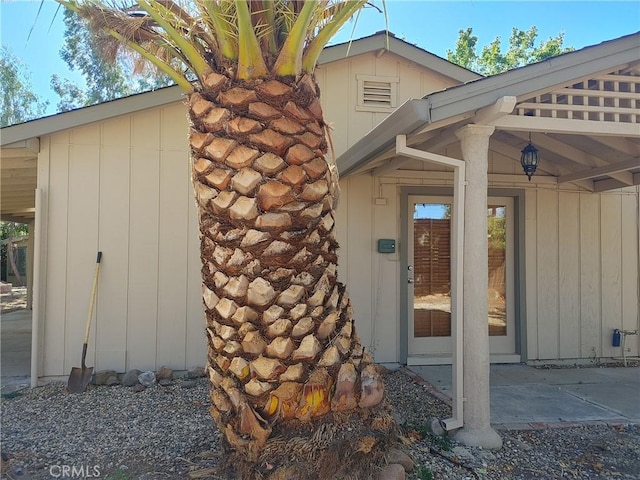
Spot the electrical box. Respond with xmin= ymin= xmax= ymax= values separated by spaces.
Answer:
xmin=377 ymin=239 xmax=396 ymax=253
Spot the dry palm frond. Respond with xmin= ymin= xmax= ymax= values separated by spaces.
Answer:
xmin=56 ymin=0 xmax=381 ymax=91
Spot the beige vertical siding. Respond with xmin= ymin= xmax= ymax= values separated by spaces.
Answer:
xmin=371 ymin=180 xmax=402 ymax=362
xmin=558 ymin=192 xmax=581 ymax=358
xmin=579 ymin=194 xmax=602 ymax=357
xmin=96 ymin=117 xmax=131 ymax=372
xmin=621 ymin=195 xmax=639 ymax=345
xmin=524 ymin=189 xmax=639 ymax=361
xmin=316 ymin=51 xmax=456 ymax=159
xmin=37 ymin=49 xmax=638 ymax=375
xmin=536 ymin=190 xmax=560 ymax=359
xmin=339 ymin=171 xmax=638 ymax=364
xmin=40 ymin=104 xmax=205 ymax=376
xmin=41 ymin=136 xmax=69 ymax=376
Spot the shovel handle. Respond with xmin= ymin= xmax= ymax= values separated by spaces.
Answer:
xmin=83 ymin=252 xmax=102 ymax=345
xmin=80 ymin=343 xmax=88 ymax=369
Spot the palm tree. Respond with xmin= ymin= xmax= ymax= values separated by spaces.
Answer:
xmin=56 ymin=1 xmax=398 ymax=477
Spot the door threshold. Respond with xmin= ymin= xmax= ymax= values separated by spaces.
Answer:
xmin=407 ymin=356 xmax=452 ymax=366
xmin=407 ymin=354 xmax=521 ymax=366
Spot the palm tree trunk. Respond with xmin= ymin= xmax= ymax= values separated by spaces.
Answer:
xmin=189 ymin=72 xmax=396 ymax=478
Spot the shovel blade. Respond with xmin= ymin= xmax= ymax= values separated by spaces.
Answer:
xmin=67 ymin=366 xmax=94 ymax=393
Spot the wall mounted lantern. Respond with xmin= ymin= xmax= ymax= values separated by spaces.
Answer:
xmin=520 ymin=132 xmax=539 ymax=181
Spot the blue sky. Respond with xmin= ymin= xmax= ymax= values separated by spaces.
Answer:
xmin=1 ymin=0 xmax=639 ymax=116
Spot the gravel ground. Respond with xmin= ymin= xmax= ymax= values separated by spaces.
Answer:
xmin=1 ymin=370 xmax=639 ymax=480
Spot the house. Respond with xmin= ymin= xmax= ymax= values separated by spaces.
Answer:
xmin=1 ymin=32 xmax=638 ymax=392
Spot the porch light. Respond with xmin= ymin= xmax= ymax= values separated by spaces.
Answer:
xmin=520 ymin=133 xmax=539 ymax=181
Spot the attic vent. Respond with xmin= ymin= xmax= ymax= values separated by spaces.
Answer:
xmin=363 ymin=80 xmax=393 ymax=106
xmin=356 ymin=75 xmax=399 ymax=112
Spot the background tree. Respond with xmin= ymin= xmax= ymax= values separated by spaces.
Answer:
xmin=56 ymin=1 xmax=400 ymax=478
xmin=0 ymin=222 xmax=29 ymax=285
xmin=52 ymin=8 xmax=173 ymax=111
xmin=447 ymin=26 xmax=574 ymax=75
xmin=0 ymin=47 xmax=48 ymax=127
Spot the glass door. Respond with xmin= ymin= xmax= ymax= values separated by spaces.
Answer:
xmin=408 ymin=196 xmax=515 ymax=358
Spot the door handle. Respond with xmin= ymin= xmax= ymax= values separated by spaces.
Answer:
xmin=408 ymin=279 xmax=414 ymax=283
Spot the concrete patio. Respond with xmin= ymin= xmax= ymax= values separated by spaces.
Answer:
xmin=1 ymin=308 xmax=31 ymax=394
xmin=410 ymin=363 xmax=640 ymax=428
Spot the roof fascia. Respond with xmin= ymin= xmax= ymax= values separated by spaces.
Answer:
xmin=339 ymin=99 xmax=430 ymax=177
xmin=337 ymin=33 xmax=640 ymax=175
xmin=1 ymin=86 xmax=184 ymax=146
xmin=428 ymin=33 xmax=640 ymax=124
xmin=320 ymin=35 xmax=480 ymax=83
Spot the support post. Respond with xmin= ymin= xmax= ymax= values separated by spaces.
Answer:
xmin=30 ymin=189 xmax=43 ymax=388
xmin=453 ymin=124 xmax=503 ymax=450
xmin=27 ymin=221 xmax=35 ymax=310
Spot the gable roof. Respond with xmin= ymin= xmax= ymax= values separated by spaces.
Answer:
xmin=1 ymin=31 xmax=479 ymax=147
xmin=320 ymin=31 xmax=481 ymax=83
xmin=1 ymin=85 xmax=184 ymax=147
xmin=338 ymin=31 xmax=640 ymax=179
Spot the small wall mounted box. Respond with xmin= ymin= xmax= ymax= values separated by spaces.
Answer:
xmin=377 ymin=239 xmax=396 ymax=253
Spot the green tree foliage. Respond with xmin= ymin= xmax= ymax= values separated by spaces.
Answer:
xmin=0 ymin=47 xmax=48 ymax=127
xmin=0 ymin=222 xmax=29 ymax=284
xmin=447 ymin=27 xmax=574 ymax=75
xmin=52 ymin=8 xmax=173 ymax=112
xmin=487 ymin=215 xmax=506 ymax=249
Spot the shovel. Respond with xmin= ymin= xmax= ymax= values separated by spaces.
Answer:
xmin=67 ymin=252 xmax=102 ymax=393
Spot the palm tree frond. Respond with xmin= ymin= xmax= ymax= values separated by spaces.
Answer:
xmin=235 ymin=0 xmax=268 ymax=79
xmin=273 ymin=0 xmax=320 ymax=76
xmin=137 ymin=0 xmax=211 ymax=79
xmin=302 ymin=0 xmax=368 ymax=73
xmin=55 ymin=0 xmax=377 ymax=84
xmin=109 ymin=28 xmax=193 ymax=91
xmin=195 ymin=0 xmax=238 ymax=62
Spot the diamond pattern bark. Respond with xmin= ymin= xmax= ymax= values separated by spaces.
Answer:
xmin=189 ymin=73 xmax=384 ymax=460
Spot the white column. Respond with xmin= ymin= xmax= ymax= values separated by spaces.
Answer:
xmin=27 ymin=221 xmax=35 ymax=310
xmin=453 ymin=124 xmax=503 ymax=450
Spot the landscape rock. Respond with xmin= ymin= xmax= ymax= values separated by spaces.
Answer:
xmin=159 ymin=379 xmax=172 ymax=387
xmin=138 ymin=371 xmax=156 ymax=387
xmin=451 ymin=446 xmax=475 ymax=463
xmin=105 ymin=375 xmax=120 ymax=387
xmin=156 ymin=366 xmax=173 ymax=381
xmin=122 ymin=369 xmax=141 ymax=387
xmin=476 ymin=449 xmax=496 ymax=462
xmin=132 ymin=384 xmax=146 ymax=393
xmin=377 ymin=463 xmax=406 ymax=480
xmin=429 ymin=416 xmax=446 ymax=436
xmin=387 ymin=449 xmax=414 ymax=472
xmin=93 ymin=370 xmax=118 ymax=386
xmin=181 ymin=380 xmax=197 ymax=389
xmin=186 ymin=366 xmax=206 ymax=379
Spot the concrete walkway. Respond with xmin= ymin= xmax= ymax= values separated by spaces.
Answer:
xmin=1 ymin=308 xmax=31 ymax=394
xmin=410 ymin=364 xmax=640 ymax=428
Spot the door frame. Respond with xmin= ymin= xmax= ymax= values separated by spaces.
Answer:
xmin=399 ymin=186 xmax=527 ymax=364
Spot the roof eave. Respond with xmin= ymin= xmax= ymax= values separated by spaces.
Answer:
xmin=428 ymin=32 xmax=640 ymax=124
xmin=1 ymin=85 xmax=184 ymax=146
xmin=320 ymin=33 xmax=481 ymax=83
xmin=337 ymin=32 xmax=640 ymax=176
xmin=339 ymin=99 xmax=430 ymax=177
